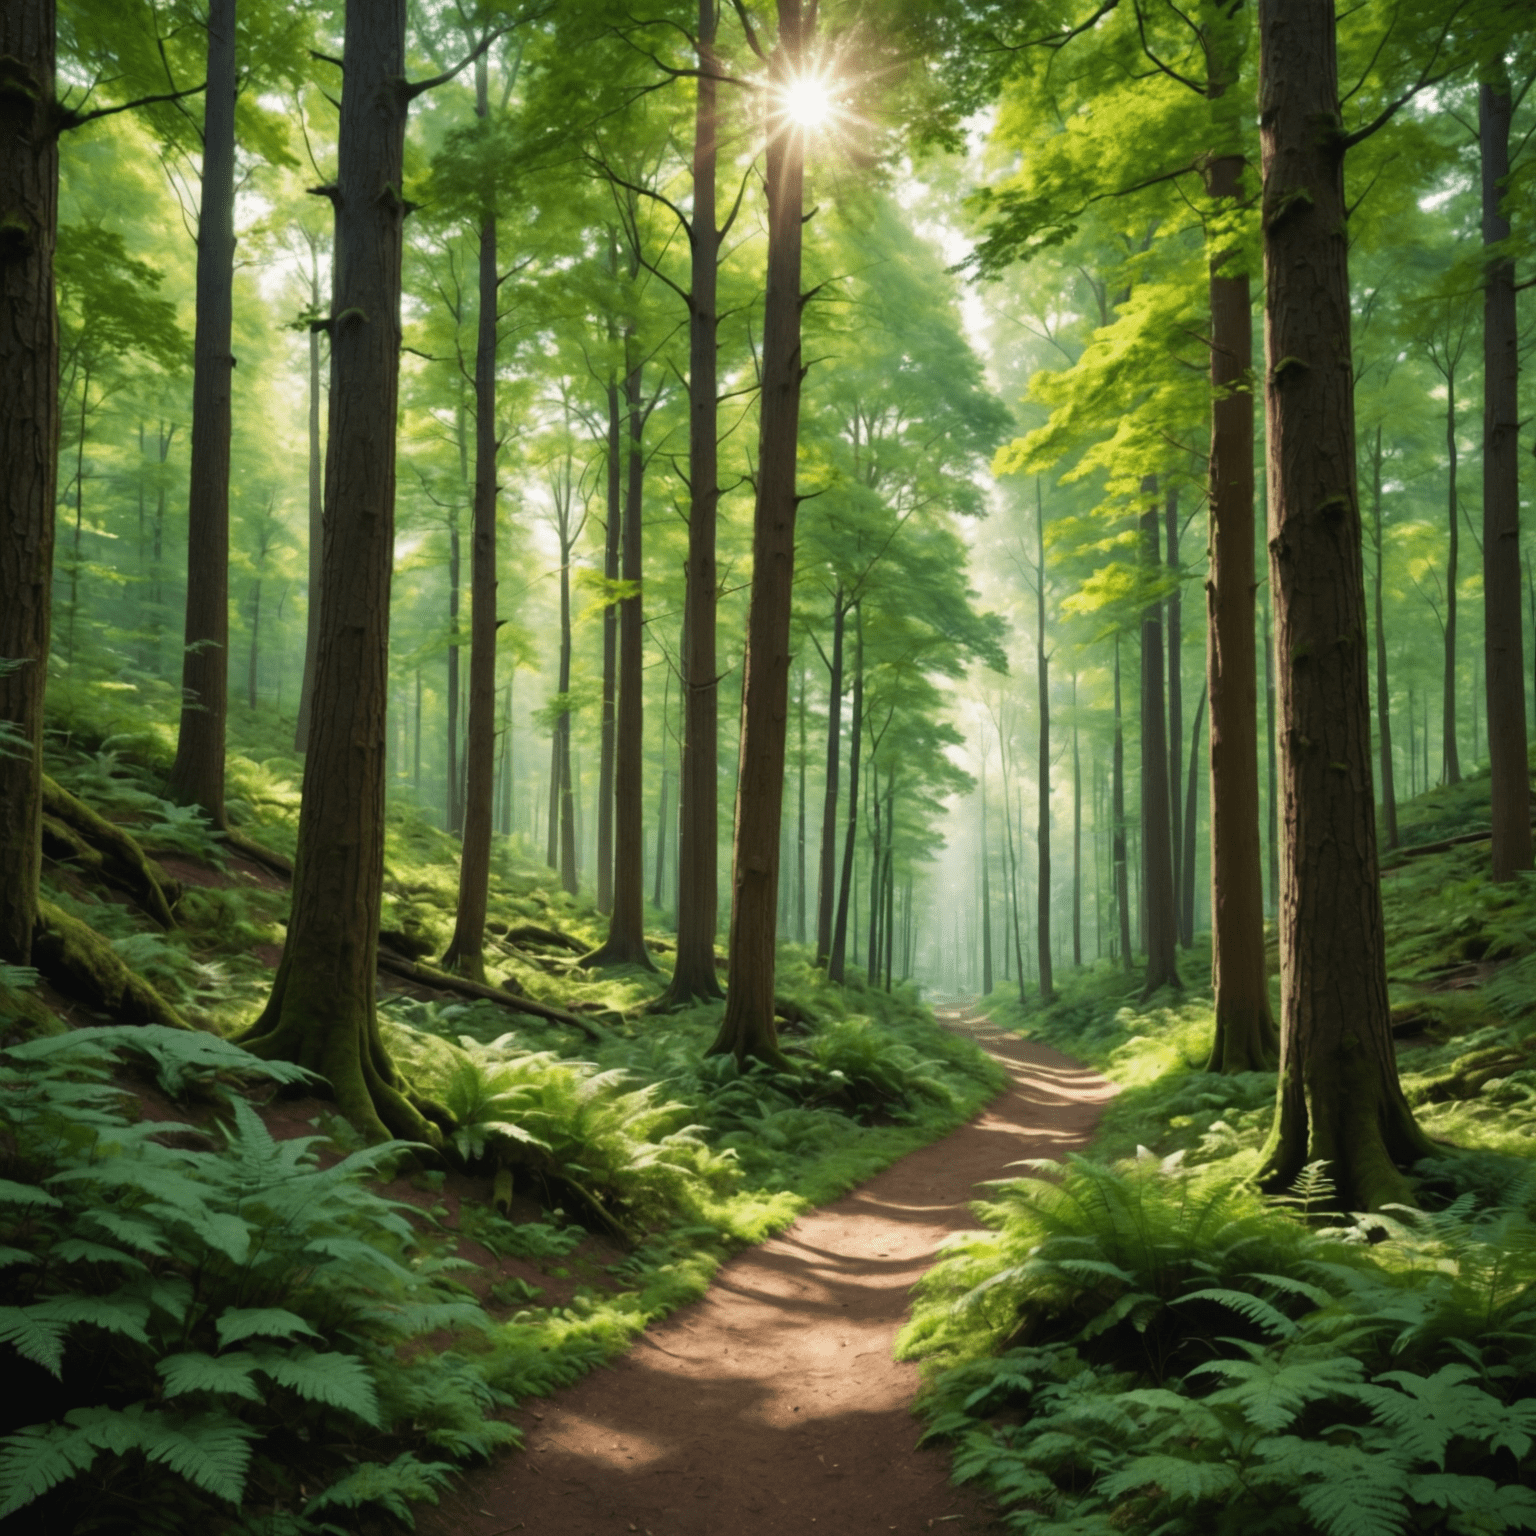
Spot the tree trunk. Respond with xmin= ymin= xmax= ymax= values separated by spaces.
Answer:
xmin=0 ymin=0 xmax=58 ymax=967
xmin=1072 ymin=673 xmax=1082 ymax=967
xmin=1165 ymin=487 xmax=1183 ymax=944
xmin=585 ymin=348 xmax=654 ymax=969
xmin=556 ymin=549 xmax=577 ymax=894
xmin=653 ymin=669 xmax=671 ymax=911
xmin=1480 ymin=74 xmax=1532 ymax=882
xmin=242 ymin=0 xmax=447 ymax=1148
xmin=1139 ymin=491 xmax=1181 ymax=997
xmin=1182 ymin=684 xmax=1205 ymax=944
xmin=796 ymin=658 xmax=807 ymax=942
xmin=814 ymin=592 xmax=845 ymax=965
xmin=829 ymin=606 xmax=863 ymax=985
xmin=659 ymin=1 xmax=724 ymax=1001
xmin=1036 ymin=493 xmax=1053 ymax=1000
xmin=1254 ymin=0 xmax=1432 ymax=1210
xmin=446 ymin=492 xmax=463 ymax=832
xmin=712 ymin=1 xmax=810 ymax=1062
xmin=978 ymin=759 xmax=992 ymax=995
xmin=867 ymin=765 xmax=884 ymax=984
xmin=1113 ymin=637 xmax=1132 ymax=971
xmin=295 ymin=247 xmax=324 ymax=753
xmin=247 ymin=577 xmax=260 ymax=709
xmin=166 ymin=0 xmax=236 ymax=827
xmin=1441 ymin=370 xmax=1460 ymax=786
xmin=597 ymin=351 xmax=621 ymax=914
xmin=1204 ymin=129 xmax=1274 ymax=1066
xmin=1369 ymin=426 xmax=1398 ymax=849
xmin=444 ymin=58 xmax=501 ymax=982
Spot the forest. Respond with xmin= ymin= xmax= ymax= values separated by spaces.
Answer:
xmin=2 ymin=0 xmax=1535 ymax=1531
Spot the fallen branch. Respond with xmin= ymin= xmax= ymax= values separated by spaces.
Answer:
xmin=375 ymin=949 xmax=609 ymax=1042
xmin=222 ymin=826 xmax=294 ymax=878
xmin=1383 ymin=819 xmax=1536 ymax=865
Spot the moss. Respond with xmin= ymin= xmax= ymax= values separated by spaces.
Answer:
xmin=32 ymin=900 xmax=189 ymax=1028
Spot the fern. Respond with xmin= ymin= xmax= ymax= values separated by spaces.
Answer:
xmin=303 ymin=1452 xmax=456 ymax=1525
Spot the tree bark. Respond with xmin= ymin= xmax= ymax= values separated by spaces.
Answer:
xmin=1204 ymin=129 xmax=1274 ymax=1066
xmin=1368 ymin=426 xmax=1398 ymax=849
xmin=242 ymin=0 xmax=447 ymax=1148
xmin=1254 ymin=0 xmax=1433 ymax=1209
xmin=1139 ymin=490 xmax=1181 ymax=997
xmin=978 ymin=758 xmax=992 ymax=995
xmin=1263 ymin=593 xmax=1279 ymax=910
xmin=295 ymin=244 xmax=325 ymax=753
xmin=444 ymin=54 xmax=501 ymax=981
xmin=1480 ymin=74 xmax=1532 ymax=882
xmin=0 ymin=0 xmax=59 ymax=967
xmin=711 ymin=0 xmax=810 ymax=1063
xmin=814 ymin=591 xmax=845 ymax=965
xmin=1036 ymin=492 xmax=1053 ymax=1001
xmin=796 ymin=658 xmax=807 ymax=942
xmin=829 ymin=605 xmax=863 ymax=985
xmin=585 ymin=347 xmax=654 ymax=969
xmin=1113 ymin=636 xmax=1132 ymax=971
xmin=659 ymin=1 xmax=725 ymax=1001
xmin=166 ymin=0 xmax=236 ymax=827
xmin=597 ymin=346 xmax=621 ymax=914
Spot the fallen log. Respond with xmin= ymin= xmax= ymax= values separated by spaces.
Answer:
xmin=33 ymin=900 xmax=189 ymax=1028
xmin=375 ymin=949 xmax=608 ymax=1042
xmin=42 ymin=777 xmax=180 ymax=927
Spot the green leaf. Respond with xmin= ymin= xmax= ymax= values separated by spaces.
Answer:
xmin=0 ymin=1179 xmax=62 ymax=1209
xmin=157 ymin=1351 xmax=263 ymax=1403
xmin=1176 ymin=1287 xmax=1299 ymax=1339
xmin=215 ymin=1308 xmax=321 ymax=1348
xmin=253 ymin=1347 xmax=380 ymax=1427
xmin=304 ymin=1452 xmax=455 ymax=1522
xmin=1098 ymin=1453 xmax=1242 ymax=1506
xmin=0 ymin=1307 xmax=68 ymax=1377
xmin=0 ymin=1420 xmax=102 ymax=1518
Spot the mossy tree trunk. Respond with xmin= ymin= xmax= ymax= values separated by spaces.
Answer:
xmin=242 ymin=0 xmax=467 ymax=1147
xmin=1254 ymin=0 xmax=1434 ymax=1210
xmin=166 ymin=0 xmax=236 ymax=828
xmin=0 ymin=0 xmax=59 ymax=968
xmin=711 ymin=0 xmax=810 ymax=1066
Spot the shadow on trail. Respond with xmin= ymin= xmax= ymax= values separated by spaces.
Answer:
xmin=420 ymin=1002 xmax=1115 ymax=1536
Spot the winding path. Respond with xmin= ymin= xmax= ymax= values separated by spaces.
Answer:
xmin=421 ymin=1005 xmax=1115 ymax=1536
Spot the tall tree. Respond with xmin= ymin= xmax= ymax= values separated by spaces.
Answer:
xmin=1253 ymin=0 xmax=1433 ymax=1211
xmin=1139 ymin=486 xmax=1179 ymax=997
xmin=0 ymin=0 xmax=60 ymax=968
xmin=242 ymin=0 xmax=495 ymax=1143
xmin=712 ymin=0 xmax=812 ymax=1063
xmin=1112 ymin=635 xmax=1131 ymax=971
xmin=166 ymin=0 xmax=237 ymax=827
xmin=1365 ymin=425 xmax=1398 ymax=849
xmin=814 ymin=589 xmax=848 ymax=965
xmin=1479 ymin=67 xmax=1532 ymax=882
xmin=829 ymin=606 xmax=864 ymax=985
xmin=293 ymin=229 xmax=326 ymax=754
xmin=1034 ymin=488 xmax=1053 ymax=1001
xmin=443 ymin=48 xmax=504 ymax=980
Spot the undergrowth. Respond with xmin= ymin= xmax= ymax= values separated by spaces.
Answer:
xmin=916 ymin=766 xmax=1536 ymax=1535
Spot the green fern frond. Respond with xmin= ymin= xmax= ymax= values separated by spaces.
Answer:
xmin=303 ymin=1452 xmax=455 ymax=1524
xmin=1098 ymin=1453 xmax=1241 ymax=1506
xmin=0 ymin=1178 xmax=62 ymax=1209
xmin=0 ymin=1419 xmax=103 ymax=1517
xmin=157 ymin=1351 xmax=263 ymax=1402
xmin=0 ymin=1306 xmax=68 ymax=1376
xmin=214 ymin=1307 xmax=322 ymax=1348
xmin=1176 ymin=1287 xmax=1299 ymax=1339
xmin=252 ymin=1347 xmax=381 ymax=1426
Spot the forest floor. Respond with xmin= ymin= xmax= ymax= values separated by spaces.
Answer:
xmin=418 ymin=1007 xmax=1115 ymax=1536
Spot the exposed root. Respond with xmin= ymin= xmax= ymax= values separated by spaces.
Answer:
xmin=42 ymin=776 xmax=180 ymax=928
xmin=221 ymin=826 xmax=294 ymax=879
xmin=32 ymin=900 xmax=189 ymax=1028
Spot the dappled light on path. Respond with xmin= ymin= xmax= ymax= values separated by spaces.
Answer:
xmin=421 ymin=1005 xmax=1114 ymax=1536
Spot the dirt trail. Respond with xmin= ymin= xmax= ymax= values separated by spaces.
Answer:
xmin=421 ymin=1004 xmax=1115 ymax=1536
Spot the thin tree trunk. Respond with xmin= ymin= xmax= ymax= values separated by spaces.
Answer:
xmin=247 ymin=578 xmax=260 ymax=709
xmin=662 ymin=0 xmax=725 ymax=999
xmin=815 ymin=592 xmax=845 ymax=965
xmin=1036 ymin=488 xmax=1054 ymax=1000
xmin=444 ymin=55 xmax=501 ymax=980
xmin=586 ymin=345 xmax=654 ymax=967
xmin=1182 ymin=684 xmax=1205 ymax=945
xmin=1263 ymin=594 xmax=1278 ymax=912
xmin=796 ymin=657 xmax=807 ymax=942
xmin=597 ymin=340 xmax=620 ymax=914
xmin=712 ymin=0 xmax=811 ymax=1061
xmin=1480 ymin=73 xmax=1532 ymax=881
xmin=0 ymin=0 xmax=58 ymax=966
xmin=1165 ymin=486 xmax=1183 ymax=943
xmin=1072 ymin=673 xmax=1082 ymax=967
xmin=1442 ymin=369 xmax=1461 ymax=786
xmin=166 ymin=0 xmax=236 ymax=826
xmin=446 ymin=490 xmax=462 ymax=832
xmin=243 ymin=0 xmax=449 ymax=1147
xmin=1254 ymin=0 xmax=1432 ymax=1210
xmin=867 ymin=765 xmax=884 ymax=983
xmin=1139 ymin=489 xmax=1180 ymax=997
xmin=978 ymin=760 xmax=992 ymax=995
xmin=557 ymin=546 xmax=577 ymax=894
xmin=1000 ymin=731 xmax=1027 ymax=1003
xmin=1113 ymin=636 xmax=1131 ymax=972
xmin=654 ymin=668 xmax=671 ymax=910
xmin=829 ymin=605 xmax=863 ymax=984
xmin=1204 ymin=115 xmax=1274 ymax=1064
xmin=295 ymin=246 xmax=324 ymax=753
xmin=1369 ymin=426 xmax=1398 ymax=848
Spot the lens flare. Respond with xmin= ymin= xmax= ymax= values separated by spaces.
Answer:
xmin=783 ymin=75 xmax=832 ymax=127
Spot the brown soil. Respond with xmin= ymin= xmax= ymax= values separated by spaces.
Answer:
xmin=419 ymin=1005 xmax=1115 ymax=1536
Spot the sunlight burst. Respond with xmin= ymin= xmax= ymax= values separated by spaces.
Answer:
xmin=783 ymin=74 xmax=833 ymax=128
